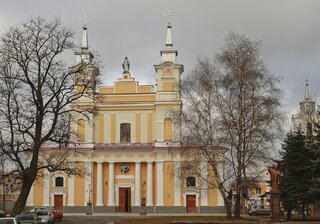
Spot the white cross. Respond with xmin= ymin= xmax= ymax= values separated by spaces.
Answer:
xmin=163 ymin=9 xmax=175 ymax=24
xmin=79 ymin=13 xmax=91 ymax=27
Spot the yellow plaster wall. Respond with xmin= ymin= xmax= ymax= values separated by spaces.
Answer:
xmin=103 ymin=163 xmax=109 ymax=205
xmin=138 ymin=86 xmax=153 ymax=93
xmin=115 ymin=180 xmax=134 ymax=185
xmin=74 ymin=162 xmax=85 ymax=206
xmin=147 ymin=112 xmax=153 ymax=143
xmin=164 ymin=118 xmax=173 ymax=141
xmin=163 ymin=82 xmax=174 ymax=91
xmin=163 ymin=162 xmax=174 ymax=206
xmin=98 ymin=113 xmax=104 ymax=143
xmin=115 ymin=82 xmax=137 ymax=93
xmin=98 ymin=95 xmax=156 ymax=103
xmin=261 ymin=183 xmax=267 ymax=194
xmin=95 ymin=105 xmax=155 ymax=111
xmin=136 ymin=112 xmax=141 ymax=143
xmin=33 ymin=172 xmax=44 ymax=206
xmin=111 ymin=113 xmax=116 ymax=143
xmin=156 ymin=104 xmax=181 ymax=109
xmin=207 ymin=167 xmax=218 ymax=206
xmin=100 ymin=87 xmax=114 ymax=93
xmin=77 ymin=119 xmax=85 ymax=142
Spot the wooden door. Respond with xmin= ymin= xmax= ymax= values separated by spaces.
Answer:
xmin=186 ymin=195 xmax=196 ymax=213
xmin=119 ymin=188 xmax=131 ymax=212
xmin=54 ymin=195 xmax=63 ymax=208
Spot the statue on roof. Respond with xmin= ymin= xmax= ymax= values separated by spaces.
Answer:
xmin=122 ymin=57 xmax=130 ymax=74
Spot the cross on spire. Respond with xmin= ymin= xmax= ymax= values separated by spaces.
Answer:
xmin=79 ymin=13 xmax=91 ymax=28
xmin=163 ymin=9 xmax=175 ymax=25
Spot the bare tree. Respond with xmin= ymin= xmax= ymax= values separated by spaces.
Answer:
xmin=0 ymin=17 xmax=99 ymax=216
xmin=181 ymin=33 xmax=283 ymax=218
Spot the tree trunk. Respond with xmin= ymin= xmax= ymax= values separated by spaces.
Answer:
xmin=10 ymin=170 xmax=36 ymax=216
xmin=302 ymin=203 xmax=306 ymax=220
xmin=223 ymin=198 xmax=232 ymax=219
xmin=287 ymin=209 xmax=292 ymax=220
xmin=234 ymin=192 xmax=241 ymax=218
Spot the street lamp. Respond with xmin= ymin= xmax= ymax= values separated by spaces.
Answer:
xmin=1 ymin=158 xmax=5 ymax=214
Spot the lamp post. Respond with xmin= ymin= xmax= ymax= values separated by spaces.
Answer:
xmin=1 ymin=160 xmax=5 ymax=214
xmin=0 ymin=131 xmax=5 ymax=214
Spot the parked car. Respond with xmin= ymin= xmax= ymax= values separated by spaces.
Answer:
xmin=15 ymin=214 xmax=41 ymax=224
xmin=0 ymin=210 xmax=5 ymax=218
xmin=51 ymin=208 xmax=63 ymax=221
xmin=25 ymin=208 xmax=53 ymax=224
xmin=34 ymin=210 xmax=53 ymax=224
xmin=0 ymin=217 xmax=19 ymax=224
xmin=248 ymin=204 xmax=270 ymax=216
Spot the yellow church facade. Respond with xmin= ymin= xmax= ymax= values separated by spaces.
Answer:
xmin=26 ymin=22 xmax=224 ymax=213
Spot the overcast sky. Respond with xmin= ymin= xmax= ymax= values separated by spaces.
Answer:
xmin=1 ymin=0 xmax=320 ymax=129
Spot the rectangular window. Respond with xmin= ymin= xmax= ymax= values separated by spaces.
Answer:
xmin=120 ymin=123 xmax=131 ymax=143
xmin=256 ymin=187 xmax=261 ymax=195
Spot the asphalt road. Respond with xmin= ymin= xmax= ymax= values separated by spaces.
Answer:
xmin=57 ymin=216 xmax=145 ymax=224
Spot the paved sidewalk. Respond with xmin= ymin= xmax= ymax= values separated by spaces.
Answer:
xmin=64 ymin=212 xmax=227 ymax=217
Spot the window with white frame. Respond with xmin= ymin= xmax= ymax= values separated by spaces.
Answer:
xmin=256 ymin=187 xmax=261 ymax=195
xmin=186 ymin=176 xmax=196 ymax=187
xmin=55 ymin=177 xmax=64 ymax=187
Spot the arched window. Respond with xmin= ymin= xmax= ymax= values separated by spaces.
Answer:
xmin=186 ymin=176 xmax=196 ymax=187
xmin=120 ymin=123 xmax=131 ymax=143
xmin=55 ymin=177 xmax=64 ymax=187
xmin=77 ymin=119 xmax=85 ymax=142
xmin=164 ymin=118 xmax=173 ymax=141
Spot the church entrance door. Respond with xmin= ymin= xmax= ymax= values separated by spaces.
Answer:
xmin=186 ymin=195 xmax=196 ymax=213
xmin=54 ymin=195 xmax=63 ymax=208
xmin=119 ymin=188 xmax=131 ymax=212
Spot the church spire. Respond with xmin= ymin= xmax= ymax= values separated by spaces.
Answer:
xmin=165 ymin=23 xmax=173 ymax=47
xmin=160 ymin=10 xmax=177 ymax=63
xmin=163 ymin=9 xmax=175 ymax=48
xmin=75 ymin=13 xmax=93 ymax=64
xmin=81 ymin=24 xmax=88 ymax=50
xmin=304 ymin=79 xmax=310 ymax=101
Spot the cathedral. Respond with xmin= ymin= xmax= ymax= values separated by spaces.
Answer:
xmin=25 ymin=22 xmax=224 ymax=213
xmin=292 ymin=80 xmax=317 ymax=136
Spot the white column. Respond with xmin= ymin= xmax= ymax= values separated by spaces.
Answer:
xmin=134 ymin=162 xmax=141 ymax=206
xmin=68 ymin=174 xmax=75 ymax=206
xmin=156 ymin=161 xmax=164 ymax=206
xmin=43 ymin=169 xmax=50 ymax=206
xmin=146 ymin=162 xmax=153 ymax=206
xmin=200 ymin=161 xmax=208 ymax=206
xmin=84 ymin=161 xmax=92 ymax=206
xmin=174 ymin=161 xmax=181 ymax=206
xmin=26 ymin=184 xmax=34 ymax=206
xmin=108 ymin=162 xmax=115 ymax=206
xmin=96 ymin=161 xmax=103 ymax=206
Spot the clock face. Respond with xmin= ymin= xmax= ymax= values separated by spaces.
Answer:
xmin=120 ymin=164 xmax=130 ymax=174
xmin=163 ymin=66 xmax=173 ymax=76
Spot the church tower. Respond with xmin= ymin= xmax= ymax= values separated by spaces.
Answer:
xmin=154 ymin=21 xmax=184 ymax=147
xmin=292 ymin=80 xmax=317 ymax=136
xmin=70 ymin=21 xmax=99 ymax=147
